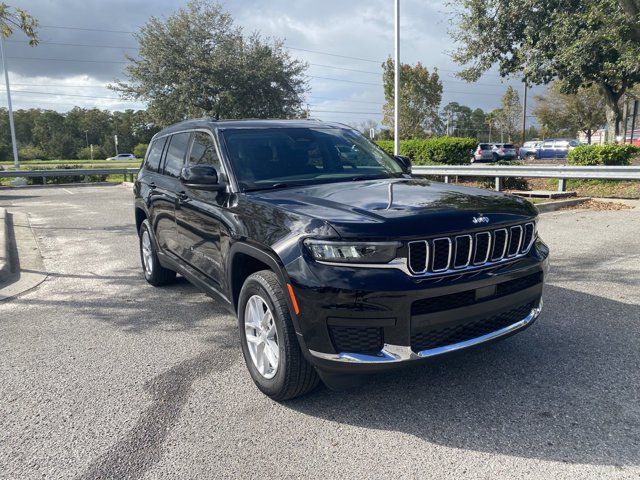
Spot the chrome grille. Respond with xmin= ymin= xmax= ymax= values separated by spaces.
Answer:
xmin=406 ymin=222 xmax=535 ymax=275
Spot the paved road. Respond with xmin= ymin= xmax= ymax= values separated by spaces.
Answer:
xmin=1 ymin=184 xmax=639 ymax=480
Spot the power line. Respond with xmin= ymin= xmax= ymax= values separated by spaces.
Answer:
xmin=32 ymin=23 xmax=507 ymax=78
xmin=0 ymin=90 xmax=135 ymax=101
xmin=7 ymin=39 xmax=138 ymax=50
xmin=40 ymin=24 xmax=137 ymax=34
xmin=8 ymin=56 xmax=128 ymax=64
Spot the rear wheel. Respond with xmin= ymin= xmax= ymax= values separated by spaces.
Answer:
xmin=238 ymin=270 xmax=320 ymax=400
xmin=138 ymin=219 xmax=176 ymax=286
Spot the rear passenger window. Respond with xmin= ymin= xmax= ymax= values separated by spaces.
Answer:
xmin=144 ymin=137 xmax=167 ymax=172
xmin=163 ymin=132 xmax=191 ymax=177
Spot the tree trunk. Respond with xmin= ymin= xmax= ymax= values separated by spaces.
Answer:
xmin=585 ymin=129 xmax=592 ymax=144
xmin=600 ymin=84 xmax=624 ymax=143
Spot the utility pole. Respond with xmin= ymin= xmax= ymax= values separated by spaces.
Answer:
xmin=393 ymin=0 xmax=400 ymax=156
xmin=630 ymin=100 xmax=638 ymax=145
xmin=0 ymin=35 xmax=19 ymax=169
xmin=84 ymin=130 xmax=89 ymax=147
xmin=521 ymin=81 xmax=527 ymax=145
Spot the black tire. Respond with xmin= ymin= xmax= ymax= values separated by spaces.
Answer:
xmin=526 ymin=153 xmax=536 ymax=161
xmin=238 ymin=270 xmax=320 ymax=400
xmin=138 ymin=219 xmax=176 ymax=286
xmin=492 ymin=153 xmax=499 ymax=162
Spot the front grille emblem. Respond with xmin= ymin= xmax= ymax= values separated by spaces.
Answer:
xmin=472 ymin=215 xmax=490 ymax=224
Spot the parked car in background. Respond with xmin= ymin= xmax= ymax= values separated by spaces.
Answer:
xmin=472 ymin=143 xmax=494 ymax=162
xmin=537 ymin=139 xmax=580 ymax=160
xmin=518 ymin=141 xmax=541 ymax=160
xmin=491 ymin=143 xmax=517 ymax=161
xmin=106 ymin=153 xmax=137 ymax=161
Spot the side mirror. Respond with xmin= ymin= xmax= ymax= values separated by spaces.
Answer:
xmin=180 ymin=165 xmax=224 ymax=190
xmin=394 ymin=155 xmax=412 ymax=174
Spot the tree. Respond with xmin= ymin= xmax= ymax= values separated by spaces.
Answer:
xmin=350 ymin=119 xmax=379 ymax=138
xmin=440 ymin=102 xmax=482 ymax=137
xmin=0 ymin=3 xmax=38 ymax=45
xmin=492 ymin=87 xmax=521 ymax=142
xmin=533 ymin=82 xmax=606 ymax=143
xmin=450 ymin=0 xmax=640 ymax=142
xmin=382 ymin=58 xmax=443 ymax=138
xmin=112 ymin=0 xmax=307 ymax=126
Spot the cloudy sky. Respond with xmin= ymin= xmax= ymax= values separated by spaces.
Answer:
xmin=3 ymin=0 xmax=534 ymax=129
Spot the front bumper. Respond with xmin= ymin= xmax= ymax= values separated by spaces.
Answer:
xmin=309 ymin=301 xmax=541 ymax=364
xmin=287 ymin=240 xmax=549 ymax=374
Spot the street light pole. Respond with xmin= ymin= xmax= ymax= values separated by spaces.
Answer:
xmin=0 ymin=35 xmax=19 ymax=169
xmin=393 ymin=0 xmax=400 ymax=156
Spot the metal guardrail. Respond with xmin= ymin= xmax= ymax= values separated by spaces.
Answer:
xmin=0 ymin=168 xmax=139 ymax=184
xmin=1 ymin=165 xmax=638 ymax=192
xmin=412 ymin=165 xmax=640 ymax=191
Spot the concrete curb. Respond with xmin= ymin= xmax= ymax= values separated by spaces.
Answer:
xmin=0 ymin=208 xmax=9 ymax=283
xmin=536 ymin=197 xmax=591 ymax=213
xmin=0 ymin=211 xmax=47 ymax=302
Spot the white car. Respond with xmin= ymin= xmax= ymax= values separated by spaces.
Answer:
xmin=106 ymin=153 xmax=136 ymax=161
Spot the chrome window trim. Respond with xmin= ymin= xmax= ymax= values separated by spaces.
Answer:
xmin=454 ymin=234 xmax=473 ymax=269
xmin=309 ymin=302 xmax=542 ymax=363
xmin=473 ymin=231 xmax=492 ymax=265
xmin=507 ymin=225 xmax=523 ymax=257
xmin=431 ymin=238 xmax=452 ymax=272
xmin=407 ymin=240 xmax=429 ymax=274
xmin=491 ymin=228 xmax=508 ymax=261
xmin=151 ymin=127 xmax=239 ymax=192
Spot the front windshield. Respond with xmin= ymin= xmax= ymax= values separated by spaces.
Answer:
xmin=220 ymin=127 xmax=404 ymax=191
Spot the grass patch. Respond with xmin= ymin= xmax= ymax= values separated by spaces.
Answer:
xmin=544 ymin=179 xmax=640 ymax=199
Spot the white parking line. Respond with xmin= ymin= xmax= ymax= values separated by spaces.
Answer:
xmin=61 ymin=188 xmax=74 ymax=195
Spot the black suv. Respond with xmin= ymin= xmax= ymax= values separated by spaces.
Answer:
xmin=134 ymin=119 xmax=549 ymax=400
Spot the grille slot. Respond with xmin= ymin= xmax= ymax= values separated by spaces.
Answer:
xmin=406 ymin=222 xmax=536 ymax=276
xmin=508 ymin=225 xmax=523 ymax=257
xmin=329 ymin=326 xmax=383 ymax=354
xmin=431 ymin=238 xmax=452 ymax=271
xmin=408 ymin=240 xmax=428 ymax=273
xmin=454 ymin=235 xmax=472 ymax=268
xmin=491 ymin=229 xmax=508 ymax=261
xmin=411 ymin=302 xmax=536 ymax=351
xmin=521 ymin=222 xmax=535 ymax=253
xmin=473 ymin=232 xmax=491 ymax=265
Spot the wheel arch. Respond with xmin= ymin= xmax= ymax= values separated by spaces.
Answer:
xmin=227 ymin=242 xmax=292 ymax=315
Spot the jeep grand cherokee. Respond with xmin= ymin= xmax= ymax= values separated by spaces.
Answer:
xmin=134 ymin=119 xmax=549 ymax=400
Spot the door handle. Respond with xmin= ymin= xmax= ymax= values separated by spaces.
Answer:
xmin=178 ymin=191 xmax=189 ymax=201
xmin=149 ymin=182 xmax=156 ymax=190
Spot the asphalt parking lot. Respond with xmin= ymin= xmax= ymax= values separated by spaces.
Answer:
xmin=1 ymin=184 xmax=639 ymax=479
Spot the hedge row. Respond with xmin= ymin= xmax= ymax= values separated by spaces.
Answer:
xmin=567 ymin=144 xmax=640 ymax=166
xmin=376 ymin=137 xmax=477 ymax=165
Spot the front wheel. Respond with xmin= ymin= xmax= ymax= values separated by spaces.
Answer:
xmin=238 ymin=270 xmax=320 ymax=400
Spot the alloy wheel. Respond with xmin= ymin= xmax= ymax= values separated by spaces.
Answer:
xmin=141 ymin=230 xmax=154 ymax=276
xmin=244 ymin=294 xmax=279 ymax=379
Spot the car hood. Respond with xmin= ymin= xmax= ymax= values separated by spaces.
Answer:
xmin=247 ymin=178 xmax=537 ymax=239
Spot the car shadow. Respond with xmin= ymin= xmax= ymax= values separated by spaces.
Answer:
xmin=287 ymin=284 xmax=640 ymax=468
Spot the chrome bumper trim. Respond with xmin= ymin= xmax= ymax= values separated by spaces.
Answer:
xmin=308 ymin=301 xmax=542 ymax=364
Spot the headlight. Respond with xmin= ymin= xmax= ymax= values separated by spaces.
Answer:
xmin=303 ymin=239 xmax=399 ymax=264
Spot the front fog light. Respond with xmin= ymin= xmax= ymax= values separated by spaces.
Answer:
xmin=303 ymin=239 xmax=399 ymax=264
